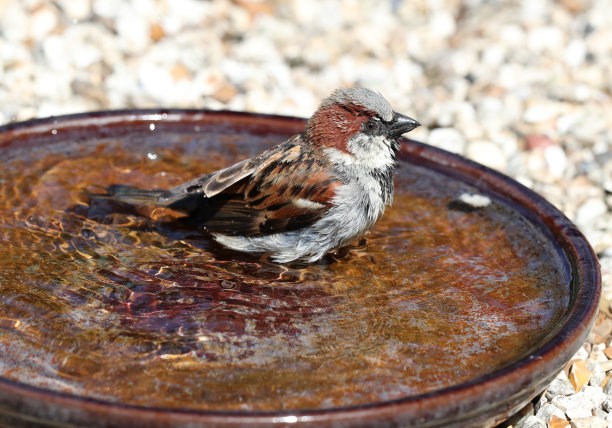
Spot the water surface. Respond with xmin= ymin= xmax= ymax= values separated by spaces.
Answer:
xmin=0 ymin=129 xmax=570 ymax=411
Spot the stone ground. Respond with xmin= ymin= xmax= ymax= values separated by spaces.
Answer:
xmin=1 ymin=0 xmax=611 ymax=426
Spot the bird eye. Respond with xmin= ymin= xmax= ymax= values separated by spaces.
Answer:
xmin=363 ymin=119 xmax=379 ymax=133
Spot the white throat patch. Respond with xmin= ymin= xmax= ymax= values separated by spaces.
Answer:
xmin=344 ymin=134 xmax=395 ymax=170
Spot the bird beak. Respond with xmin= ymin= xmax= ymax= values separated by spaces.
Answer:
xmin=388 ymin=113 xmax=420 ymax=138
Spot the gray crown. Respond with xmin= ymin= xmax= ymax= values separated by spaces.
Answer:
xmin=321 ymin=87 xmax=394 ymax=122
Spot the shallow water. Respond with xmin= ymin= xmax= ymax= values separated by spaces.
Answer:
xmin=0 ymin=130 xmax=570 ymax=411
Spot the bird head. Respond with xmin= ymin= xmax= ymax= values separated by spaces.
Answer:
xmin=306 ymin=87 xmax=420 ymax=170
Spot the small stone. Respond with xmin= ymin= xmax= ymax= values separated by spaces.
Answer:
xmin=55 ymin=0 xmax=91 ymax=20
xmin=561 ymin=0 xmax=589 ymax=13
xmin=427 ymin=128 xmax=466 ymax=155
xmin=430 ymin=11 xmax=456 ymax=38
xmin=212 ymin=83 xmax=238 ymax=104
xmin=29 ymin=5 xmax=59 ymax=40
xmin=591 ymin=344 xmax=609 ymax=363
xmin=544 ymin=145 xmax=568 ymax=179
xmin=150 ymin=22 xmax=165 ymax=42
xmin=574 ymin=347 xmax=591 ymax=361
xmin=601 ymin=360 xmax=612 ymax=373
xmin=576 ymin=199 xmax=609 ymax=231
xmin=116 ymin=13 xmax=150 ymax=54
xmin=547 ymin=370 xmax=577 ymax=398
xmin=551 ymin=393 xmax=594 ymax=419
xmin=234 ymin=0 xmax=275 ymax=16
xmin=457 ymin=193 xmax=492 ymax=208
xmin=170 ymin=64 xmax=191 ymax=81
xmin=137 ymin=63 xmax=174 ymax=102
xmin=549 ymin=415 xmax=571 ymax=428
xmin=93 ymin=0 xmax=123 ymax=18
xmin=517 ymin=415 xmax=546 ymax=428
xmin=526 ymin=134 xmax=557 ymax=151
xmin=565 ymin=39 xmax=587 ymax=68
xmin=528 ymin=26 xmax=564 ymax=52
xmin=569 ymin=416 xmax=608 ymax=428
xmin=535 ymin=403 xmax=566 ymax=421
xmin=593 ymin=408 xmax=609 ymax=420
xmin=588 ymin=363 xmax=607 ymax=387
xmin=524 ymin=100 xmax=560 ymax=124
xmin=569 ymin=360 xmax=591 ymax=392
xmin=582 ymin=385 xmax=606 ymax=407
xmin=466 ymin=140 xmax=508 ymax=171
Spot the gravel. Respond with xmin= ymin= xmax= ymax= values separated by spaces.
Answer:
xmin=1 ymin=0 xmax=611 ymax=425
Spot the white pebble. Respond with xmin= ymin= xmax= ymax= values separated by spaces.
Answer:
xmin=55 ymin=0 xmax=92 ymax=20
xmin=427 ymin=128 xmax=466 ymax=155
xmin=466 ymin=140 xmax=508 ymax=171
xmin=575 ymin=347 xmax=591 ymax=362
xmin=546 ymin=375 xmax=576 ymax=398
xmin=458 ymin=193 xmax=492 ymax=208
xmin=544 ymin=145 xmax=567 ymax=179
xmin=137 ymin=63 xmax=174 ymax=102
xmin=551 ymin=393 xmax=594 ymax=419
xmin=517 ymin=415 xmax=546 ymax=428
xmin=582 ymin=385 xmax=607 ymax=408
xmin=93 ymin=0 xmax=124 ymax=18
xmin=569 ymin=416 xmax=609 ymax=428
xmin=588 ymin=363 xmax=606 ymax=387
xmin=535 ymin=403 xmax=566 ymax=422
xmin=565 ymin=39 xmax=587 ymax=68
xmin=29 ymin=6 xmax=59 ymax=40
xmin=116 ymin=12 xmax=150 ymax=54
xmin=575 ymin=198 xmax=609 ymax=229
xmin=523 ymin=101 xmax=559 ymax=124
xmin=528 ymin=26 xmax=564 ymax=51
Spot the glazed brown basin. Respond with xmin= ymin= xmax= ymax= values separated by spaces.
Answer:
xmin=0 ymin=110 xmax=601 ymax=427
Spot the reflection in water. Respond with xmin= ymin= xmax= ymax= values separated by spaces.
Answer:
xmin=0 ymin=134 xmax=570 ymax=411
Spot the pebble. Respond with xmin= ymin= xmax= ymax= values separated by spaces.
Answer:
xmin=569 ymin=416 xmax=609 ymax=428
xmin=549 ymin=415 xmax=571 ymax=428
xmin=570 ymin=360 xmax=592 ymax=392
xmin=587 ymin=362 xmax=606 ymax=387
xmin=535 ymin=403 xmax=567 ymax=422
xmin=518 ymin=415 xmax=547 ymax=428
xmin=575 ymin=198 xmax=609 ymax=229
xmin=547 ymin=370 xmax=578 ymax=398
xmin=55 ymin=0 xmax=92 ymax=21
xmin=552 ymin=393 xmax=595 ymax=419
xmin=523 ymin=100 xmax=560 ymax=124
xmin=544 ymin=145 xmax=568 ymax=179
xmin=0 ymin=0 xmax=611 ymax=426
xmin=427 ymin=128 xmax=466 ymax=155
xmin=466 ymin=140 xmax=508 ymax=171
xmin=582 ymin=385 xmax=607 ymax=408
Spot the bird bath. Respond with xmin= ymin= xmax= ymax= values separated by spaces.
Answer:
xmin=0 ymin=110 xmax=600 ymax=427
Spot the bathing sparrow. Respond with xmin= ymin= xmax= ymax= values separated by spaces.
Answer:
xmin=105 ymin=87 xmax=420 ymax=263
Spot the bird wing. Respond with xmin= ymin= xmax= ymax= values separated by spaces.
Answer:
xmin=103 ymin=137 xmax=300 ymax=208
xmin=159 ymin=137 xmax=298 ymax=204
xmin=199 ymin=139 xmax=341 ymax=237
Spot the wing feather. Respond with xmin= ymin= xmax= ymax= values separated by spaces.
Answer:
xmin=199 ymin=140 xmax=341 ymax=237
xmin=104 ymin=134 xmax=340 ymax=237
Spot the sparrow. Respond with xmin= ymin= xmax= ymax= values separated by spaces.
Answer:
xmin=103 ymin=87 xmax=420 ymax=263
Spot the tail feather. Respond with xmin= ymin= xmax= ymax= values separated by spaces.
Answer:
xmin=91 ymin=184 xmax=208 ymax=216
xmin=102 ymin=185 xmax=173 ymax=206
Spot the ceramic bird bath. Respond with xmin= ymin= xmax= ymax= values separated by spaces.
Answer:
xmin=0 ymin=110 xmax=600 ymax=427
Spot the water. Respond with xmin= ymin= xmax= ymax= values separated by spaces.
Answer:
xmin=0 ymin=129 xmax=570 ymax=411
